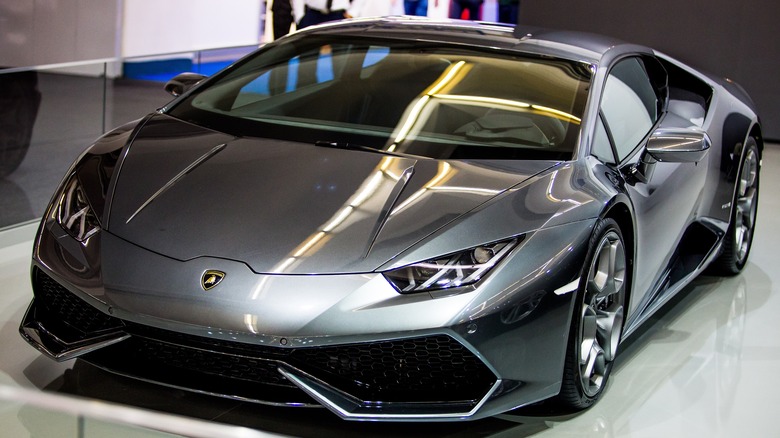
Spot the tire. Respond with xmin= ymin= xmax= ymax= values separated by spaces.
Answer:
xmin=559 ymin=217 xmax=627 ymax=409
xmin=710 ymin=137 xmax=760 ymax=275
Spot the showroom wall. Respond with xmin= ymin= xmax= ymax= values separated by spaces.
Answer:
xmin=0 ymin=0 xmax=120 ymax=67
xmin=0 ymin=0 xmax=262 ymax=67
xmin=122 ymin=0 xmax=262 ymax=57
xmin=519 ymin=0 xmax=780 ymax=140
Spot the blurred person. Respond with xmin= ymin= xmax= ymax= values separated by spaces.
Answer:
xmin=404 ymin=0 xmax=428 ymax=16
xmin=450 ymin=0 xmax=483 ymax=20
xmin=498 ymin=0 xmax=519 ymax=24
xmin=271 ymin=0 xmax=294 ymax=39
xmin=293 ymin=0 xmax=353 ymax=29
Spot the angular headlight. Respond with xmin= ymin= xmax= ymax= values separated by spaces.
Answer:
xmin=57 ymin=175 xmax=100 ymax=241
xmin=384 ymin=238 xmax=518 ymax=294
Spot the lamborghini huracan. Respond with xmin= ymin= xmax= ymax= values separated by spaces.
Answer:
xmin=20 ymin=17 xmax=762 ymax=421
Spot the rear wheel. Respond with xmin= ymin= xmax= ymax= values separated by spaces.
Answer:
xmin=559 ymin=218 xmax=627 ymax=409
xmin=711 ymin=137 xmax=759 ymax=275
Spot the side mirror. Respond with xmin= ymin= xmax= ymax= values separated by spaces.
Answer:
xmin=164 ymin=72 xmax=207 ymax=97
xmin=646 ymin=128 xmax=711 ymax=163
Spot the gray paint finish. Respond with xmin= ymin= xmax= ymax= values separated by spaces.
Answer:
xmin=109 ymin=115 xmax=553 ymax=274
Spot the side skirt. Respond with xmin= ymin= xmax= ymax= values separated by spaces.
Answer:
xmin=623 ymin=219 xmax=726 ymax=338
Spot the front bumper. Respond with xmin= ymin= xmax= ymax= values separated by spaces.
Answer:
xmin=21 ymin=271 xmax=499 ymax=419
xmin=21 ymin=218 xmax=592 ymax=420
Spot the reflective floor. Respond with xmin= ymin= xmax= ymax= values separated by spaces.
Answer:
xmin=1 ymin=145 xmax=779 ymax=437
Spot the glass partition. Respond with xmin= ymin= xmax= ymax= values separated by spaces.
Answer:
xmin=0 ymin=383 xmax=283 ymax=437
xmin=0 ymin=46 xmax=258 ymax=229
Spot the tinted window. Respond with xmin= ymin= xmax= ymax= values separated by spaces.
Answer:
xmin=169 ymin=35 xmax=592 ymax=160
xmin=601 ymin=58 xmax=659 ymax=161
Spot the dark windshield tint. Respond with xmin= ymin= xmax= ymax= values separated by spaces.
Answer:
xmin=168 ymin=35 xmax=592 ymax=160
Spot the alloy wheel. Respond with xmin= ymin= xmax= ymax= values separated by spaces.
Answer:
xmin=734 ymin=147 xmax=758 ymax=264
xmin=579 ymin=229 xmax=626 ymax=397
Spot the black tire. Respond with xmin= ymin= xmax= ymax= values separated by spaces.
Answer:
xmin=710 ymin=137 xmax=760 ymax=275
xmin=559 ymin=217 xmax=627 ymax=409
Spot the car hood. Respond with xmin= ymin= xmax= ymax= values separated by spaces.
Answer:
xmin=107 ymin=115 xmax=557 ymax=274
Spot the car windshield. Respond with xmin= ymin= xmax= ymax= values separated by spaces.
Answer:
xmin=168 ymin=35 xmax=592 ymax=160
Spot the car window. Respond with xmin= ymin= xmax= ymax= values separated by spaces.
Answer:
xmin=234 ymin=47 xmax=337 ymax=108
xmin=170 ymin=36 xmax=592 ymax=161
xmin=601 ymin=57 xmax=659 ymax=161
xmin=360 ymin=45 xmax=390 ymax=73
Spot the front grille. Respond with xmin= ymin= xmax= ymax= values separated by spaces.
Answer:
xmin=113 ymin=330 xmax=496 ymax=403
xmin=128 ymin=323 xmax=293 ymax=359
xmin=129 ymin=336 xmax=294 ymax=387
xmin=32 ymin=269 xmax=497 ymax=406
xmin=34 ymin=268 xmax=122 ymax=334
xmin=293 ymin=336 xmax=496 ymax=403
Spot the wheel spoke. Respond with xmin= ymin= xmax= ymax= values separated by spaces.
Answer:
xmin=596 ymin=303 xmax=624 ymax=361
xmin=737 ymin=187 xmax=757 ymax=229
xmin=589 ymin=236 xmax=625 ymax=300
xmin=590 ymin=245 xmax=610 ymax=294
xmin=609 ymin=239 xmax=625 ymax=298
xmin=738 ymin=149 xmax=757 ymax=197
xmin=580 ymin=305 xmax=597 ymax=364
xmin=581 ymin=341 xmax=606 ymax=391
xmin=734 ymin=211 xmax=745 ymax=249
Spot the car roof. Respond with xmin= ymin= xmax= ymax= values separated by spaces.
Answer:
xmin=296 ymin=16 xmax=643 ymax=65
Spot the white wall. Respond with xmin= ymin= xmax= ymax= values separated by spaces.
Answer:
xmin=0 ymin=0 xmax=121 ymax=67
xmin=0 ymin=0 xmax=263 ymax=68
xmin=121 ymin=0 xmax=263 ymax=58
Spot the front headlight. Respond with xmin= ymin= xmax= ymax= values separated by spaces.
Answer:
xmin=57 ymin=174 xmax=100 ymax=241
xmin=383 ymin=238 xmax=519 ymax=294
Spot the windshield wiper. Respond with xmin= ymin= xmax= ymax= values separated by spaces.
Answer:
xmin=314 ymin=141 xmax=405 ymax=157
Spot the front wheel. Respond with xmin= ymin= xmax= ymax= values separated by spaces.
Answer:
xmin=710 ymin=137 xmax=760 ymax=275
xmin=559 ymin=218 xmax=627 ymax=409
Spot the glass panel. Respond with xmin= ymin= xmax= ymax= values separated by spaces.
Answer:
xmin=601 ymin=58 xmax=658 ymax=161
xmin=171 ymin=36 xmax=591 ymax=160
xmin=0 ymin=45 xmax=260 ymax=229
xmin=0 ymin=64 xmax=106 ymax=228
xmin=1 ymin=404 xmax=78 ymax=437
xmin=0 ymin=383 xmax=281 ymax=438
xmin=85 ymin=418 xmax=182 ymax=437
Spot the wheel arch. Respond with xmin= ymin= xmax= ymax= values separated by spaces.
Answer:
xmin=748 ymin=122 xmax=764 ymax=158
xmin=726 ymin=119 xmax=762 ymax=223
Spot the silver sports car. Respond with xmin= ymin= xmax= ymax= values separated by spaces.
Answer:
xmin=20 ymin=17 xmax=762 ymax=421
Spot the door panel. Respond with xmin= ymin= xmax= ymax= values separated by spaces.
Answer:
xmin=598 ymin=56 xmax=707 ymax=317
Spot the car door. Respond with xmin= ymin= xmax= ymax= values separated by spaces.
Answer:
xmin=593 ymin=56 xmax=709 ymax=319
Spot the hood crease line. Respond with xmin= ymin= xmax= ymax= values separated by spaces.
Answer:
xmin=362 ymin=165 xmax=415 ymax=260
xmin=125 ymin=142 xmax=228 ymax=224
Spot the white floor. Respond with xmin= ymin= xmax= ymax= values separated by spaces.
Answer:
xmin=1 ymin=145 xmax=779 ymax=437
